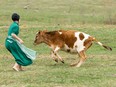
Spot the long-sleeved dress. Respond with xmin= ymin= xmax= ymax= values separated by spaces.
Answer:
xmin=5 ymin=22 xmax=34 ymax=66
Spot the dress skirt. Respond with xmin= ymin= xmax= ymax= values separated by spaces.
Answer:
xmin=5 ymin=37 xmax=36 ymax=66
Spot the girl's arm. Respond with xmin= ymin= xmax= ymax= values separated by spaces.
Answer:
xmin=11 ymin=33 xmax=24 ymax=44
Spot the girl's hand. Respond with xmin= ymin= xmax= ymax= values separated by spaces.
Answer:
xmin=11 ymin=33 xmax=24 ymax=44
xmin=19 ymin=39 xmax=24 ymax=44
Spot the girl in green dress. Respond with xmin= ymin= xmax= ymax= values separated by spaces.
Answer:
xmin=5 ymin=13 xmax=35 ymax=71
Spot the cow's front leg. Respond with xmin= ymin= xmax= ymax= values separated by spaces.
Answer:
xmin=51 ymin=51 xmax=58 ymax=63
xmin=55 ymin=52 xmax=64 ymax=63
xmin=53 ymin=46 xmax=64 ymax=63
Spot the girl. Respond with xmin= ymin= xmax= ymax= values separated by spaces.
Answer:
xmin=5 ymin=13 xmax=36 ymax=71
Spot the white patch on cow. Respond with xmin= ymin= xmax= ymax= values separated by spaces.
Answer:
xmin=74 ymin=32 xmax=90 ymax=52
xmin=76 ymin=60 xmax=83 ymax=67
xmin=58 ymin=31 xmax=62 ymax=34
xmin=97 ymin=42 xmax=102 ymax=46
xmin=54 ymin=46 xmax=60 ymax=52
xmin=61 ymin=32 xmax=90 ymax=53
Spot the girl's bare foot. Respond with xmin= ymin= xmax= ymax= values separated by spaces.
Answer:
xmin=12 ymin=63 xmax=20 ymax=71
xmin=13 ymin=66 xmax=19 ymax=71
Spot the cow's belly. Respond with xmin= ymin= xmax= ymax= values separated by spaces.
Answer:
xmin=62 ymin=44 xmax=78 ymax=53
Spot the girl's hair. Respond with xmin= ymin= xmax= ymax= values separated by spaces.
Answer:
xmin=12 ymin=13 xmax=20 ymax=21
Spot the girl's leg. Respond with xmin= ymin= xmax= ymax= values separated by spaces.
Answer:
xmin=19 ymin=65 xmax=24 ymax=71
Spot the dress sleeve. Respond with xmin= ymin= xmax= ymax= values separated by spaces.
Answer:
xmin=12 ymin=25 xmax=19 ymax=35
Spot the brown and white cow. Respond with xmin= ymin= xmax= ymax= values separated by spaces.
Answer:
xmin=34 ymin=30 xmax=112 ymax=67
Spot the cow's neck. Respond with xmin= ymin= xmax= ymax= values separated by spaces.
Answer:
xmin=43 ymin=36 xmax=52 ymax=46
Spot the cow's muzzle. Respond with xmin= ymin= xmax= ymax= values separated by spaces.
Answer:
xmin=33 ymin=42 xmax=37 ymax=45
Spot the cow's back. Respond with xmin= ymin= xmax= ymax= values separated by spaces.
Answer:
xmin=59 ymin=30 xmax=92 ymax=53
xmin=59 ymin=30 xmax=77 ymax=48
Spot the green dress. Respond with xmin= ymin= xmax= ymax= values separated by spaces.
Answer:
xmin=5 ymin=22 xmax=33 ymax=66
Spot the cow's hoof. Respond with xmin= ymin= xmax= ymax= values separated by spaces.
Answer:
xmin=61 ymin=60 xmax=64 ymax=63
xmin=54 ymin=59 xmax=58 ymax=63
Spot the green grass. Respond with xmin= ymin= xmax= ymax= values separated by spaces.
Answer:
xmin=0 ymin=0 xmax=116 ymax=87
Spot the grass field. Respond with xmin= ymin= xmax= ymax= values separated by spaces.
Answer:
xmin=0 ymin=0 xmax=116 ymax=87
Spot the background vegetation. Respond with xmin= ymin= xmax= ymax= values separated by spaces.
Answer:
xmin=0 ymin=0 xmax=116 ymax=87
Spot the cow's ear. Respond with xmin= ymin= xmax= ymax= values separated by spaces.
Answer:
xmin=38 ymin=31 xmax=40 ymax=34
xmin=38 ymin=30 xmax=41 ymax=34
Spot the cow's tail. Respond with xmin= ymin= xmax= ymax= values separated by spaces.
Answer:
xmin=92 ymin=37 xmax=112 ymax=51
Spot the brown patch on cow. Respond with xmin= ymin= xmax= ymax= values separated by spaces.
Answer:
xmin=44 ymin=31 xmax=65 ymax=47
xmin=46 ymin=31 xmax=57 ymax=35
xmin=84 ymin=37 xmax=93 ymax=50
xmin=79 ymin=33 xmax=84 ymax=40
xmin=60 ymin=30 xmax=77 ymax=48
xmin=36 ymin=30 xmax=77 ymax=49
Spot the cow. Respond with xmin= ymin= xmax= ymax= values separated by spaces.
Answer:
xmin=34 ymin=30 xmax=112 ymax=67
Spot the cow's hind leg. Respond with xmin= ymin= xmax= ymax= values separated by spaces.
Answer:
xmin=70 ymin=50 xmax=87 ymax=67
xmin=71 ymin=40 xmax=92 ymax=67
xmin=76 ymin=50 xmax=87 ymax=67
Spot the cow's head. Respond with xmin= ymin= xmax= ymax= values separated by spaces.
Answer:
xmin=34 ymin=30 xmax=47 ymax=45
